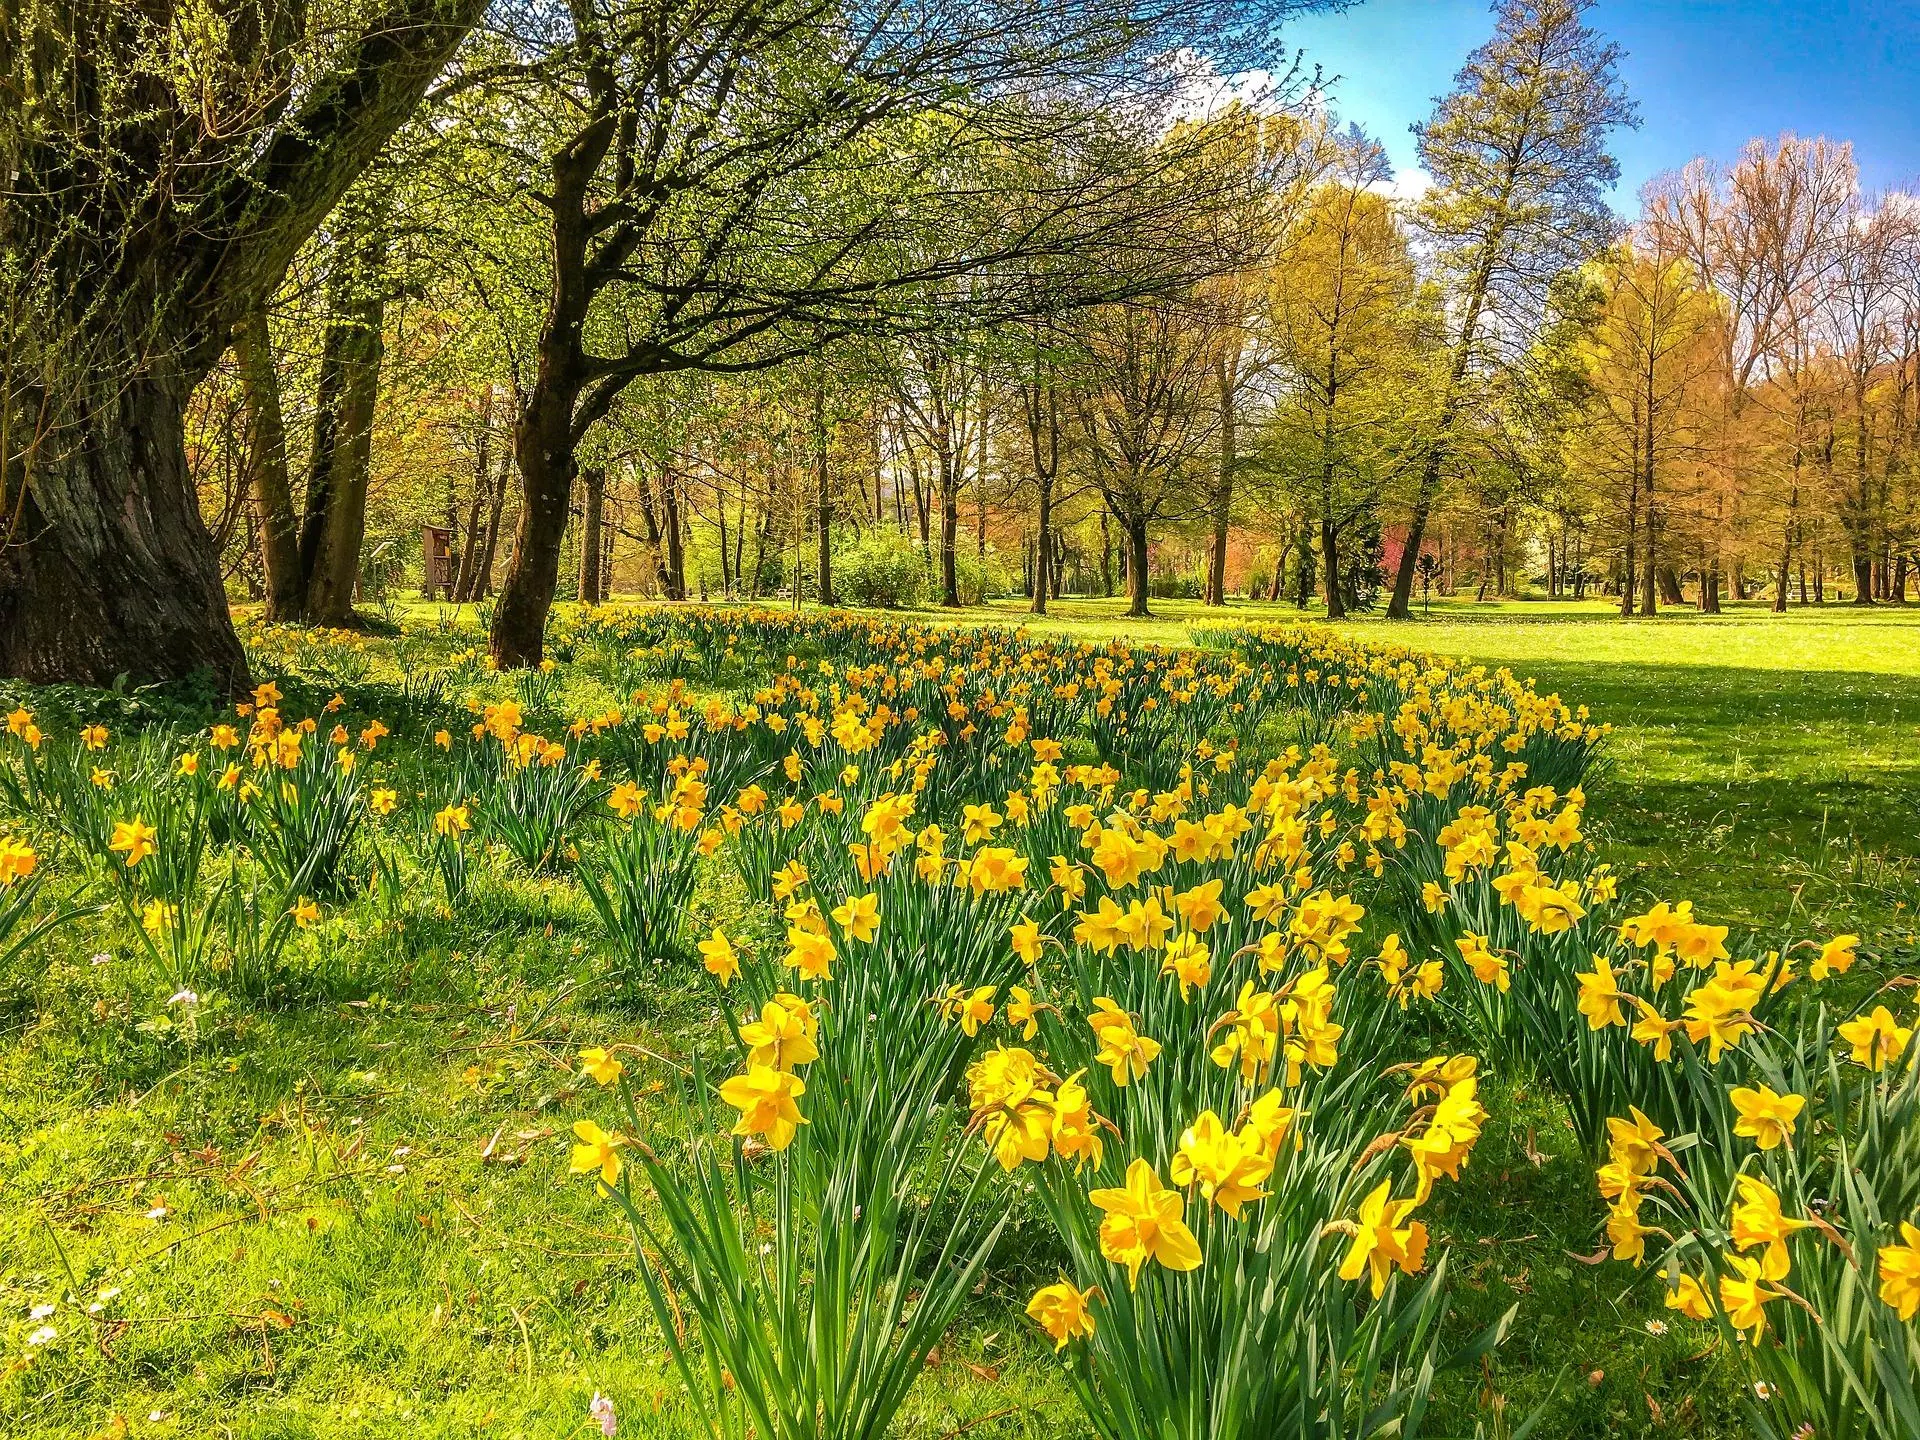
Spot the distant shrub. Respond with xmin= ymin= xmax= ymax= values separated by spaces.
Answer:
xmin=832 ymin=529 xmax=933 ymax=608
xmin=953 ymin=545 xmax=1013 ymax=605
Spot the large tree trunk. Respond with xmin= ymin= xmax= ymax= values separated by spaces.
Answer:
xmin=477 ymin=443 xmax=510 ymax=599
xmin=494 ymin=380 xmax=578 ymax=667
xmin=1388 ymin=245 xmax=1500 ymax=620
xmin=1293 ymin=520 xmax=1315 ymax=609
xmin=663 ymin=465 xmax=686 ymax=600
xmin=1031 ymin=478 xmax=1051 ymax=615
xmin=232 ymin=305 xmax=304 ymax=620
xmin=1125 ymin=513 xmax=1150 ymax=618
xmin=939 ymin=456 xmax=961 ymax=607
xmin=1320 ymin=517 xmax=1345 ymax=620
xmin=0 ymin=355 xmax=248 ymax=689
xmin=814 ymin=390 xmax=834 ymax=608
xmin=489 ymin=106 xmax=610 ymax=667
xmin=453 ymin=389 xmax=493 ymax=602
xmin=0 ymin=0 xmax=482 ymax=689
xmin=1851 ymin=549 xmax=1875 ymax=606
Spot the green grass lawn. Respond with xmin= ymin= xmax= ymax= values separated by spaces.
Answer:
xmin=4 ymin=594 xmax=1913 ymax=1439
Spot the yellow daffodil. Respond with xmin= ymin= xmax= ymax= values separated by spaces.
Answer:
xmin=1089 ymin=1158 xmax=1203 ymax=1290
xmin=738 ymin=996 xmax=818 ymax=1071
xmin=568 ymin=1120 xmax=623 ymax=1186
xmin=1575 ymin=953 xmax=1626 ymax=1030
xmin=109 ymin=818 xmax=157 ymax=867
xmin=830 ymin=892 xmax=880 ymax=944
xmin=1839 ymin=1006 xmax=1913 ymax=1071
xmin=1730 ymin=1175 xmax=1810 ymax=1281
xmin=1026 ymin=1279 xmax=1098 ymax=1350
xmin=698 ymin=927 xmax=739 ymax=985
xmin=1169 ymin=1109 xmax=1271 ymax=1218
xmin=718 ymin=1064 xmax=807 ymax=1150
xmin=1878 ymin=1221 xmax=1920 ymax=1321
xmin=577 ymin=1047 xmax=624 ymax=1086
xmin=1087 ymin=997 xmax=1160 ymax=1086
xmin=1659 ymin=1267 xmax=1712 ymax=1320
xmin=1338 ymin=1180 xmax=1429 ymax=1298
xmin=1718 ymin=1253 xmax=1779 ymax=1343
xmin=1729 ymin=1085 xmax=1805 ymax=1151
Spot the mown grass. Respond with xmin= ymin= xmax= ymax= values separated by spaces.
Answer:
xmin=6 ymin=595 xmax=1913 ymax=1439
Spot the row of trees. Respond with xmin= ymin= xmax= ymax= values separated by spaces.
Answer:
xmin=185 ymin=0 xmax=1644 ymax=643
xmin=1537 ymin=140 xmax=1920 ymax=612
xmin=2 ymin=0 xmax=1311 ymax=685
xmin=11 ymin=1 xmax=1909 ymax=693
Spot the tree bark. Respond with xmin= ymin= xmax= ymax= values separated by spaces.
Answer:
xmin=490 ymin=97 xmax=613 ymax=666
xmin=1387 ymin=257 xmax=1494 ymax=619
xmin=1125 ymin=512 xmax=1151 ymax=618
xmin=1031 ymin=478 xmax=1052 ymax=616
xmin=232 ymin=304 xmax=304 ymax=620
xmin=1851 ymin=550 xmax=1875 ymax=606
xmin=814 ymin=388 xmax=834 ymax=607
xmin=1320 ymin=517 xmax=1345 ymax=620
xmin=1293 ymin=518 xmax=1315 ymax=609
xmin=663 ymin=465 xmax=686 ymax=600
xmin=495 ymin=375 xmax=578 ymax=665
xmin=477 ymin=441 xmax=510 ymax=599
xmin=0 ymin=353 xmax=248 ymax=689
xmin=453 ymin=390 xmax=493 ymax=602
xmin=939 ymin=452 xmax=961 ymax=607
xmin=0 ymin=1 xmax=483 ymax=688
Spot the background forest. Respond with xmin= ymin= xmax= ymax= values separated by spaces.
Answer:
xmin=155 ymin=5 xmax=1920 ymax=657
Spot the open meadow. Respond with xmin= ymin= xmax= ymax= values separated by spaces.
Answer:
xmin=2 ymin=600 xmax=1916 ymax=1440
xmin=12 ymin=0 xmax=1920 ymax=1435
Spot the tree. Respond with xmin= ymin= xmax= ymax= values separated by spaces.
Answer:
xmin=469 ymin=0 xmax=1328 ymax=664
xmin=1185 ymin=106 xmax=1327 ymax=606
xmin=1649 ymin=135 xmax=1858 ymax=611
xmin=0 ymin=0 xmax=486 ymax=687
xmin=1072 ymin=294 xmax=1219 ymax=617
xmin=1383 ymin=0 xmax=1635 ymax=619
xmin=1264 ymin=137 xmax=1431 ymax=617
xmin=1570 ymin=231 xmax=1721 ymax=615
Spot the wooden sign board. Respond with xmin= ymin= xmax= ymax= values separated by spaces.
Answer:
xmin=423 ymin=525 xmax=454 ymax=595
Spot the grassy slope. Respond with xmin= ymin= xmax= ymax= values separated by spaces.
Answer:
xmin=5 ymin=596 xmax=1914 ymax=1439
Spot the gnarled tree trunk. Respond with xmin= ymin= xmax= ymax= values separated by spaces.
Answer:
xmin=1125 ymin=512 xmax=1150 ymax=618
xmin=299 ymin=197 xmax=389 ymax=625
xmin=0 ymin=348 xmax=247 ymax=689
xmin=0 ymin=0 xmax=483 ymax=689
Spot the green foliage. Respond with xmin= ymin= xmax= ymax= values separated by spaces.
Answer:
xmin=578 ymin=810 xmax=703 ymax=993
xmin=831 ymin=530 xmax=933 ymax=609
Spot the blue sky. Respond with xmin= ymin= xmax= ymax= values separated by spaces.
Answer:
xmin=1281 ymin=0 xmax=1920 ymax=206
